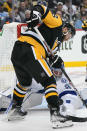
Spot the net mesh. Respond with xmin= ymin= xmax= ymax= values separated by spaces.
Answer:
xmin=0 ymin=22 xmax=27 ymax=92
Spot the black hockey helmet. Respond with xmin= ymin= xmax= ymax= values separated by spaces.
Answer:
xmin=62 ymin=22 xmax=76 ymax=38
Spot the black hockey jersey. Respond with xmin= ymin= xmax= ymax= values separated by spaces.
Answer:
xmin=18 ymin=5 xmax=63 ymax=58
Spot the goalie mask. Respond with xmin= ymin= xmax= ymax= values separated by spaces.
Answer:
xmin=51 ymin=67 xmax=62 ymax=81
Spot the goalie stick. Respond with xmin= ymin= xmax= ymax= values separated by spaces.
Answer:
xmin=61 ymin=68 xmax=87 ymax=108
xmin=69 ymin=116 xmax=87 ymax=122
xmin=2 ymin=88 xmax=43 ymax=115
xmin=2 ymin=92 xmax=87 ymax=122
xmin=34 ymin=26 xmax=87 ymax=108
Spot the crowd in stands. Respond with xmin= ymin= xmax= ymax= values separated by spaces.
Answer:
xmin=0 ymin=0 xmax=87 ymax=31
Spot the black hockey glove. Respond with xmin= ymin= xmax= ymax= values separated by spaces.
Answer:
xmin=50 ymin=55 xmax=64 ymax=69
xmin=26 ymin=11 xmax=41 ymax=28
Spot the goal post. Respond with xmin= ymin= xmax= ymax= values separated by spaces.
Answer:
xmin=0 ymin=22 xmax=27 ymax=92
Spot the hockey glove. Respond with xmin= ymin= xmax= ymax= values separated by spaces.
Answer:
xmin=82 ymin=21 xmax=87 ymax=31
xmin=26 ymin=11 xmax=41 ymax=28
xmin=50 ymin=55 xmax=64 ymax=69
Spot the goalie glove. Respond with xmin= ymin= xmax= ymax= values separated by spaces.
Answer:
xmin=26 ymin=10 xmax=42 ymax=28
xmin=82 ymin=21 xmax=87 ymax=31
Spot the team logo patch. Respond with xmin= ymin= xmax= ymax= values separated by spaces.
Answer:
xmin=41 ymin=72 xmax=46 ymax=78
xmin=61 ymin=78 xmax=68 ymax=83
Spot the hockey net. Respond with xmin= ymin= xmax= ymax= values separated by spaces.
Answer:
xmin=0 ymin=23 xmax=86 ymax=93
xmin=0 ymin=22 xmax=27 ymax=92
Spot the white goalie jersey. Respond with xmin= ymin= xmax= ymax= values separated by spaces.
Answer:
xmin=0 ymin=71 xmax=84 ymax=114
xmin=56 ymin=73 xmax=83 ymax=110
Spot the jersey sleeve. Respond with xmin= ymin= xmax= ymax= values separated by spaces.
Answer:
xmin=33 ymin=5 xmax=62 ymax=28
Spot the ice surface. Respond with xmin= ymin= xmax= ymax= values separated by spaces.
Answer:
xmin=0 ymin=110 xmax=87 ymax=131
xmin=0 ymin=67 xmax=87 ymax=131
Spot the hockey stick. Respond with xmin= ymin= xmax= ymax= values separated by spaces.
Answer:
xmin=34 ymin=26 xmax=87 ymax=108
xmin=69 ymin=116 xmax=87 ymax=122
xmin=34 ymin=26 xmax=54 ymax=57
xmin=0 ymin=92 xmax=10 ymax=98
xmin=61 ymin=68 xmax=87 ymax=108
xmin=23 ymin=88 xmax=43 ymax=104
xmin=2 ymin=88 xmax=43 ymax=114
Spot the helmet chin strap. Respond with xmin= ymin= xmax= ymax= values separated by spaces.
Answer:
xmin=63 ymin=29 xmax=72 ymax=39
xmin=63 ymin=31 xmax=69 ymax=36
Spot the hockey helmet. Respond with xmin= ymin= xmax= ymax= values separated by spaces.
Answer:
xmin=62 ymin=22 xmax=76 ymax=39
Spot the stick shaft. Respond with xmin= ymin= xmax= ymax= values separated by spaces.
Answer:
xmin=34 ymin=26 xmax=54 ymax=56
xmin=61 ymin=68 xmax=87 ymax=107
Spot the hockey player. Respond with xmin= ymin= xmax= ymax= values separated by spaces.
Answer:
xmin=51 ymin=67 xmax=83 ymax=116
xmin=8 ymin=3 xmax=76 ymax=128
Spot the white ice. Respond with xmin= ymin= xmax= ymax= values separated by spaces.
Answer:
xmin=0 ymin=67 xmax=87 ymax=131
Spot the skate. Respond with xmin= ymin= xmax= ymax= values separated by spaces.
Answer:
xmin=6 ymin=100 xmax=27 ymax=121
xmin=49 ymin=106 xmax=73 ymax=129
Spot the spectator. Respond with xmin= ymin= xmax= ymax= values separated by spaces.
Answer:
xmin=76 ymin=3 xmax=87 ymax=21
xmin=0 ymin=0 xmax=6 ymax=4
xmin=0 ymin=2 xmax=8 ymax=20
xmin=62 ymin=0 xmax=77 ymax=15
xmin=56 ymin=1 xmax=63 ymax=12
xmin=72 ymin=0 xmax=82 ymax=7
xmin=14 ymin=7 xmax=21 ymax=22
xmin=56 ymin=1 xmax=68 ymax=22
xmin=75 ymin=11 xmax=87 ymax=29
xmin=81 ymin=0 xmax=87 ymax=11
xmin=4 ymin=8 xmax=21 ymax=24
xmin=0 ymin=2 xmax=8 ymax=29
xmin=18 ymin=1 xmax=27 ymax=22
xmin=56 ymin=10 xmax=62 ymax=18
xmin=80 ymin=3 xmax=87 ymax=12
xmin=23 ymin=9 xmax=31 ymax=23
xmin=24 ymin=0 xmax=33 ymax=10
xmin=4 ymin=10 xmax=13 ymax=23
xmin=3 ymin=0 xmax=12 ymax=12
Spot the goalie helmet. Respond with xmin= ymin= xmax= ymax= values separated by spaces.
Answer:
xmin=51 ymin=67 xmax=62 ymax=81
xmin=63 ymin=22 xmax=76 ymax=38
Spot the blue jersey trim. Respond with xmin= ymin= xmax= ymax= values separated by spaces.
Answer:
xmin=59 ymin=90 xmax=77 ymax=98
xmin=66 ymin=100 xmax=71 ymax=103
xmin=84 ymin=99 xmax=87 ymax=104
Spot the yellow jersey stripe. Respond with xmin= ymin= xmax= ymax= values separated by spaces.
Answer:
xmin=39 ymin=58 xmax=52 ymax=77
xmin=17 ymin=83 xmax=27 ymax=91
xmin=46 ymin=84 xmax=56 ymax=89
xmin=45 ymin=92 xmax=58 ymax=98
xmin=18 ymin=36 xmax=46 ymax=58
xmin=13 ymin=90 xmax=25 ymax=98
